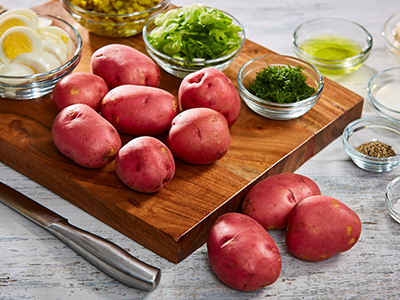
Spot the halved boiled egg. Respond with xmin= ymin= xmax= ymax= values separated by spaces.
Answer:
xmin=0 ymin=26 xmax=43 ymax=64
xmin=0 ymin=8 xmax=39 ymax=31
xmin=12 ymin=52 xmax=51 ymax=73
xmin=0 ymin=14 xmax=37 ymax=36
xmin=42 ymin=39 xmax=67 ymax=65
xmin=40 ymin=26 xmax=74 ymax=57
xmin=0 ymin=62 xmax=35 ymax=84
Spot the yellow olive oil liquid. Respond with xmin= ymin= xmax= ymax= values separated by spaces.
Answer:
xmin=300 ymin=34 xmax=363 ymax=75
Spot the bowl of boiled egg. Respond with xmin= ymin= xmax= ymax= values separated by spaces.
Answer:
xmin=0 ymin=8 xmax=82 ymax=100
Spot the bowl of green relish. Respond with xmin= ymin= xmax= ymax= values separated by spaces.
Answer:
xmin=60 ymin=0 xmax=171 ymax=38
xmin=293 ymin=18 xmax=373 ymax=75
xmin=237 ymin=54 xmax=324 ymax=120
xmin=143 ymin=4 xmax=245 ymax=78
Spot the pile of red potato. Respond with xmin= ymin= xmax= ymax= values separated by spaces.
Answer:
xmin=49 ymin=43 xmax=362 ymax=293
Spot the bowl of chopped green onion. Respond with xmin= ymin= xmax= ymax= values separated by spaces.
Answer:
xmin=60 ymin=0 xmax=171 ymax=38
xmin=142 ymin=4 xmax=245 ymax=78
xmin=237 ymin=54 xmax=324 ymax=120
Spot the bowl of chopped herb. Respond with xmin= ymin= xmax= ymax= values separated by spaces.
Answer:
xmin=60 ymin=0 xmax=171 ymax=38
xmin=142 ymin=4 xmax=245 ymax=78
xmin=342 ymin=117 xmax=400 ymax=172
xmin=293 ymin=18 xmax=373 ymax=75
xmin=237 ymin=54 xmax=324 ymax=120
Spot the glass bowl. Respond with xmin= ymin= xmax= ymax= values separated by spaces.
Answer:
xmin=382 ymin=11 xmax=400 ymax=64
xmin=60 ymin=0 xmax=171 ymax=38
xmin=367 ymin=67 xmax=400 ymax=121
xmin=342 ymin=117 xmax=400 ymax=172
xmin=142 ymin=6 xmax=245 ymax=79
xmin=385 ymin=176 xmax=400 ymax=224
xmin=293 ymin=18 xmax=373 ymax=75
xmin=236 ymin=54 xmax=324 ymax=120
xmin=0 ymin=13 xmax=82 ymax=100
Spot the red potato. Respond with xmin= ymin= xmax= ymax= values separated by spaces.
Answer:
xmin=241 ymin=173 xmax=321 ymax=230
xmin=51 ymin=103 xmax=121 ymax=168
xmin=51 ymin=72 xmax=108 ymax=111
xmin=285 ymin=195 xmax=362 ymax=262
xmin=207 ymin=212 xmax=282 ymax=291
xmin=166 ymin=107 xmax=231 ymax=165
xmin=91 ymin=44 xmax=160 ymax=89
xmin=178 ymin=67 xmax=241 ymax=127
xmin=100 ymin=84 xmax=178 ymax=137
xmin=115 ymin=136 xmax=175 ymax=193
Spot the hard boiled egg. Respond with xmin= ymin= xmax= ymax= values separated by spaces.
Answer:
xmin=0 ymin=8 xmax=39 ymax=30
xmin=42 ymin=39 xmax=67 ymax=65
xmin=12 ymin=52 xmax=51 ymax=73
xmin=40 ymin=26 xmax=74 ymax=57
xmin=0 ymin=14 xmax=37 ymax=36
xmin=0 ymin=26 xmax=43 ymax=64
xmin=0 ymin=62 xmax=35 ymax=84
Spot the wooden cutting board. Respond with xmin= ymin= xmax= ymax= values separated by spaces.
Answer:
xmin=0 ymin=0 xmax=363 ymax=263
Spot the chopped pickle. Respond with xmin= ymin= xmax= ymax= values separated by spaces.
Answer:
xmin=70 ymin=0 xmax=160 ymax=15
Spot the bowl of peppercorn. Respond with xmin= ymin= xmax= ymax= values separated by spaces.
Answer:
xmin=237 ymin=54 xmax=324 ymax=120
xmin=342 ymin=117 xmax=400 ymax=172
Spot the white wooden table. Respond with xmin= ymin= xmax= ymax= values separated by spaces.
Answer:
xmin=1 ymin=0 xmax=400 ymax=299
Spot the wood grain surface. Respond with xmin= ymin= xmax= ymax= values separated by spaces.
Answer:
xmin=0 ymin=0 xmax=363 ymax=263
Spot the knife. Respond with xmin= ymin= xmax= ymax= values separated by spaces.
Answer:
xmin=0 ymin=181 xmax=161 ymax=292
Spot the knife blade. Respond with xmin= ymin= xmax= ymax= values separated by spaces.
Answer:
xmin=0 ymin=181 xmax=161 ymax=292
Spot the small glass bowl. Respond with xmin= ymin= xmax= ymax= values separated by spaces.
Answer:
xmin=385 ymin=176 xmax=400 ymax=224
xmin=60 ymin=0 xmax=171 ymax=38
xmin=293 ymin=18 xmax=373 ymax=75
xmin=382 ymin=11 xmax=400 ymax=64
xmin=142 ymin=7 xmax=245 ymax=79
xmin=367 ymin=67 xmax=400 ymax=121
xmin=0 ymin=13 xmax=82 ymax=100
xmin=342 ymin=117 xmax=400 ymax=172
xmin=236 ymin=54 xmax=324 ymax=120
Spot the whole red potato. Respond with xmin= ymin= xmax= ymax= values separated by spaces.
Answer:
xmin=91 ymin=44 xmax=160 ymax=89
xmin=115 ymin=136 xmax=175 ymax=193
xmin=51 ymin=72 xmax=108 ymax=111
xmin=241 ymin=173 xmax=321 ymax=230
xmin=207 ymin=212 xmax=282 ymax=291
xmin=178 ymin=67 xmax=241 ymax=127
xmin=285 ymin=195 xmax=362 ymax=262
xmin=166 ymin=107 xmax=231 ymax=165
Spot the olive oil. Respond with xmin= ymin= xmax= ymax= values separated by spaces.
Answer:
xmin=300 ymin=34 xmax=363 ymax=75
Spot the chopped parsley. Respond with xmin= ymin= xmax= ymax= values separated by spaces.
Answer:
xmin=247 ymin=64 xmax=317 ymax=103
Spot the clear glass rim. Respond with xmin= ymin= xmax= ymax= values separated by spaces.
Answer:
xmin=382 ymin=11 xmax=400 ymax=51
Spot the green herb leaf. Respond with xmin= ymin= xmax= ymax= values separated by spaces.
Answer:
xmin=247 ymin=64 xmax=317 ymax=103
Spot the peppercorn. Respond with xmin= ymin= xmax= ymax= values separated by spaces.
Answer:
xmin=355 ymin=141 xmax=396 ymax=158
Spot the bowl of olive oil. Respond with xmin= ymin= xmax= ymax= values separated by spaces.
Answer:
xmin=293 ymin=18 xmax=373 ymax=75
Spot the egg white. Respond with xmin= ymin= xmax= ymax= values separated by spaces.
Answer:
xmin=12 ymin=52 xmax=51 ymax=74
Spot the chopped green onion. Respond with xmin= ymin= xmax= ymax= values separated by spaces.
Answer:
xmin=147 ymin=4 xmax=243 ymax=62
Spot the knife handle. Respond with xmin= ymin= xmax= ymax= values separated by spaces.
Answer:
xmin=47 ymin=219 xmax=161 ymax=292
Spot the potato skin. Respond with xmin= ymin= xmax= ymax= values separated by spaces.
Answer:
xmin=166 ymin=107 xmax=231 ymax=165
xmin=285 ymin=195 xmax=362 ymax=262
xmin=51 ymin=72 xmax=108 ymax=111
xmin=91 ymin=44 xmax=160 ymax=89
xmin=115 ymin=136 xmax=175 ymax=193
xmin=51 ymin=103 xmax=121 ymax=168
xmin=207 ymin=212 xmax=282 ymax=291
xmin=100 ymin=84 xmax=178 ymax=136
xmin=241 ymin=173 xmax=321 ymax=230
xmin=178 ymin=67 xmax=241 ymax=127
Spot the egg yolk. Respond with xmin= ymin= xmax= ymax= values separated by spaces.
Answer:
xmin=3 ymin=31 xmax=33 ymax=61
xmin=0 ymin=19 xmax=28 ymax=36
